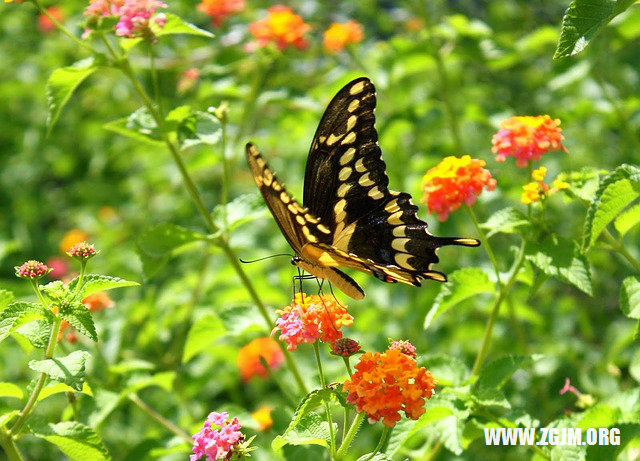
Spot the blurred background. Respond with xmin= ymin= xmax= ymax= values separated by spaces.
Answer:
xmin=1 ymin=0 xmax=640 ymax=459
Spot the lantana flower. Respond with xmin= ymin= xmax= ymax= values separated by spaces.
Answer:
xmin=421 ymin=155 xmax=497 ymax=221
xmin=236 ymin=337 xmax=284 ymax=381
xmin=492 ymin=115 xmax=567 ymax=167
xmin=250 ymin=406 xmax=273 ymax=431
xmin=520 ymin=166 xmax=569 ymax=205
xmin=323 ymin=20 xmax=363 ymax=53
xmin=15 ymin=260 xmax=50 ymax=279
xmin=191 ymin=411 xmax=253 ymax=461
xmin=330 ymin=337 xmax=361 ymax=357
xmin=248 ymin=6 xmax=310 ymax=50
xmin=272 ymin=293 xmax=353 ymax=351
xmin=67 ymin=241 xmax=98 ymax=260
xmin=197 ymin=0 xmax=244 ymax=26
xmin=83 ymin=0 xmax=167 ymax=39
xmin=388 ymin=339 xmax=417 ymax=358
xmin=343 ymin=348 xmax=436 ymax=427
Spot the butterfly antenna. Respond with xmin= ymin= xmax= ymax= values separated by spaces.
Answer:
xmin=240 ymin=253 xmax=294 ymax=264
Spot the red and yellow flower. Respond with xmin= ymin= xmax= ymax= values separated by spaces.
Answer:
xmin=197 ymin=0 xmax=244 ymax=26
xmin=236 ymin=337 xmax=284 ymax=381
xmin=272 ymin=293 xmax=353 ymax=351
xmin=421 ymin=155 xmax=496 ymax=221
xmin=323 ymin=21 xmax=363 ymax=53
xmin=248 ymin=6 xmax=310 ymax=50
xmin=492 ymin=115 xmax=567 ymax=167
xmin=343 ymin=348 xmax=436 ymax=427
xmin=520 ymin=166 xmax=569 ymax=204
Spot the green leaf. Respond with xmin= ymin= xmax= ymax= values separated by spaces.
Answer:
xmin=621 ymin=276 xmax=640 ymax=319
xmin=103 ymin=112 xmax=164 ymax=147
xmin=0 ymin=302 xmax=52 ymax=344
xmin=29 ymin=350 xmax=90 ymax=391
xmin=424 ymin=268 xmax=494 ymax=329
xmin=178 ymin=111 xmax=222 ymax=151
xmin=0 ymin=382 xmax=23 ymax=399
xmin=68 ymin=274 xmax=139 ymax=300
xmin=136 ymin=223 xmax=207 ymax=278
xmin=46 ymin=59 xmax=97 ymax=133
xmin=182 ymin=313 xmax=226 ymax=363
xmin=387 ymin=405 xmax=457 ymax=457
xmin=59 ymin=302 xmax=97 ymax=341
xmin=40 ymin=281 xmax=69 ymax=304
xmin=122 ymin=371 xmax=175 ymax=396
xmin=525 ymin=236 xmax=593 ymax=295
xmin=29 ymin=421 xmax=111 ymax=461
xmin=432 ymin=415 xmax=464 ymax=455
xmin=474 ymin=355 xmax=534 ymax=391
xmin=0 ymin=289 xmax=15 ymax=310
xmin=15 ymin=320 xmax=51 ymax=348
xmin=554 ymin=0 xmax=637 ymax=58
xmin=422 ymin=355 xmax=469 ymax=386
xmin=38 ymin=382 xmax=93 ymax=401
xmin=630 ymin=349 xmax=640 ymax=383
xmin=155 ymin=13 xmax=214 ymax=38
xmin=272 ymin=412 xmax=331 ymax=451
xmin=480 ymin=207 xmax=530 ymax=238
xmin=587 ymin=424 xmax=640 ymax=461
xmin=356 ymin=454 xmax=393 ymax=461
xmin=582 ymin=164 xmax=640 ymax=252
xmin=0 ymin=410 xmax=19 ymax=428
xmin=578 ymin=404 xmax=620 ymax=429
xmin=212 ymin=194 xmax=269 ymax=233
xmin=615 ymin=203 xmax=640 ymax=237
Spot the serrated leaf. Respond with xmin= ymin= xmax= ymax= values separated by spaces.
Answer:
xmin=156 ymin=13 xmax=214 ymax=38
xmin=424 ymin=268 xmax=494 ymax=329
xmin=272 ymin=412 xmax=331 ymax=451
xmin=582 ymin=164 xmax=640 ymax=252
xmin=615 ymin=203 xmax=640 ymax=237
xmin=59 ymin=302 xmax=97 ymax=341
xmin=182 ymin=313 xmax=226 ymax=363
xmin=46 ymin=59 xmax=96 ymax=133
xmin=387 ymin=405 xmax=455 ymax=457
xmin=212 ymin=194 xmax=269 ymax=232
xmin=0 ymin=382 xmax=23 ymax=399
xmin=526 ymin=237 xmax=593 ymax=295
xmin=471 ymin=387 xmax=511 ymax=410
xmin=621 ymin=276 xmax=640 ymax=319
xmin=474 ymin=355 xmax=534 ymax=391
xmin=432 ymin=415 xmax=464 ymax=455
xmin=480 ymin=207 xmax=530 ymax=238
xmin=29 ymin=421 xmax=111 ymax=461
xmin=554 ymin=0 xmax=637 ymax=58
xmin=103 ymin=114 xmax=164 ymax=146
xmin=38 ymin=381 xmax=93 ymax=401
xmin=15 ymin=320 xmax=51 ymax=348
xmin=0 ymin=302 xmax=52 ymax=343
xmin=29 ymin=350 xmax=90 ymax=391
xmin=40 ymin=280 xmax=69 ymax=304
xmin=356 ymin=453 xmax=393 ymax=461
xmin=68 ymin=274 xmax=139 ymax=300
xmin=0 ymin=289 xmax=15 ymax=310
xmin=179 ymin=111 xmax=222 ymax=151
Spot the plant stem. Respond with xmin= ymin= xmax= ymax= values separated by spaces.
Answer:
xmin=32 ymin=0 xmax=94 ymax=52
xmin=465 ymin=205 xmax=501 ymax=284
xmin=0 ymin=430 xmax=23 ymax=461
xmin=128 ymin=393 xmax=191 ymax=444
xmin=366 ymin=426 xmax=389 ymax=460
xmin=9 ymin=316 xmax=62 ymax=435
xmin=148 ymin=44 xmax=163 ymax=118
xmin=314 ymin=342 xmax=336 ymax=457
xmin=425 ymin=440 xmax=443 ymax=461
xmin=527 ymin=161 xmax=533 ymax=220
xmin=71 ymin=261 xmax=86 ymax=300
xmin=336 ymin=412 xmax=364 ymax=459
xmin=342 ymin=356 xmax=353 ymax=376
xmin=30 ymin=279 xmax=49 ymax=308
xmin=471 ymin=239 xmax=527 ymax=375
xmin=219 ymin=115 xmax=230 ymax=237
xmin=602 ymin=228 xmax=640 ymax=272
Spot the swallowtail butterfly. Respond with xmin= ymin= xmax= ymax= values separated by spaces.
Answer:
xmin=246 ymin=77 xmax=479 ymax=300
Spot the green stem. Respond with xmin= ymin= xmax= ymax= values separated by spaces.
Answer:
xmin=71 ymin=261 xmax=86 ymax=300
xmin=9 ymin=316 xmax=62 ymax=435
xmin=30 ymin=279 xmax=49 ymax=308
xmin=336 ymin=412 xmax=364 ymax=458
xmin=128 ymin=393 xmax=191 ymax=444
xmin=32 ymin=0 xmax=94 ymax=52
xmin=602 ymin=228 xmax=640 ymax=272
xmin=527 ymin=161 xmax=533 ymax=220
xmin=465 ymin=205 xmax=501 ymax=284
xmin=0 ymin=429 xmax=23 ymax=461
xmin=148 ymin=45 xmax=163 ymax=118
xmin=471 ymin=239 xmax=527 ymax=375
xmin=314 ymin=342 xmax=336 ymax=457
xmin=425 ymin=440 xmax=443 ymax=461
xmin=342 ymin=356 xmax=353 ymax=376
xmin=366 ymin=426 xmax=389 ymax=460
xmin=220 ymin=115 xmax=230 ymax=237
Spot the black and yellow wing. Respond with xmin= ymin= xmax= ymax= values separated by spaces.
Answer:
xmin=301 ymin=77 xmax=479 ymax=286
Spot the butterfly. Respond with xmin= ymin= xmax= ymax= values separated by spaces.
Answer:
xmin=246 ymin=77 xmax=479 ymax=300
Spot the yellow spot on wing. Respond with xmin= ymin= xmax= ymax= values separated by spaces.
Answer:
xmin=394 ymin=253 xmax=414 ymax=269
xmin=280 ymin=191 xmax=290 ymax=204
xmin=348 ymin=99 xmax=360 ymax=112
xmin=349 ymin=81 xmax=365 ymax=95
xmin=295 ymin=215 xmax=306 ymax=225
xmin=354 ymin=158 xmax=366 ymax=173
xmin=392 ymin=226 xmax=406 ymax=237
xmin=384 ymin=199 xmax=400 ymax=213
xmin=337 ymin=183 xmax=351 ymax=197
xmin=388 ymin=210 xmax=404 ymax=225
xmin=339 ymin=167 xmax=352 ymax=181
xmin=358 ymin=173 xmax=374 ymax=187
xmin=287 ymin=203 xmax=298 ymax=214
xmin=341 ymin=132 xmax=356 ymax=145
xmin=368 ymin=186 xmax=383 ymax=199
xmin=326 ymin=133 xmax=342 ymax=146
xmin=392 ymin=238 xmax=410 ymax=252
xmin=347 ymin=115 xmax=357 ymax=131
xmin=340 ymin=148 xmax=356 ymax=165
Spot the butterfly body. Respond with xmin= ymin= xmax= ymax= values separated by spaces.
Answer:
xmin=246 ymin=77 xmax=479 ymax=300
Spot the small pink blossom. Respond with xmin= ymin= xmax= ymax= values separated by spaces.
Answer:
xmin=15 ymin=260 xmax=50 ymax=279
xmin=388 ymin=339 xmax=417 ymax=358
xmin=272 ymin=307 xmax=319 ymax=351
xmin=83 ymin=0 xmax=166 ymax=39
xmin=67 ymin=242 xmax=98 ymax=260
xmin=559 ymin=377 xmax=580 ymax=396
xmin=191 ymin=411 xmax=245 ymax=461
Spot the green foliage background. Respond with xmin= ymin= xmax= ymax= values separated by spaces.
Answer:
xmin=1 ymin=0 xmax=640 ymax=459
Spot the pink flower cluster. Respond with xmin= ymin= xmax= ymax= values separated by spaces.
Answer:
xmin=83 ymin=0 xmax=167 ymax=38
xmin=272 ymin=307 xmax=318 ymax=351
xmin=388 ymin=339 xmax=417 ymax=358
xmin=15 ymin=260 xmax=49 ymax=279
xmin=67 ymin=241 xmax=98 ymax=260
xmin=191 ymin=411 xmax=244 ymax=461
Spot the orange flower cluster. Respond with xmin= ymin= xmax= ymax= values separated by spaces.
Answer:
xmin=492 ymin=115 xmax=567 ymax=167
xmin=250 ymin=406 xmax=273 ymax=431
xmin=59 ymin=229 xmax=89 ymax=254
xmin=197 ymin=0 xmax=244 ymax=26
xmin=421 ymin=155 xmax=497 ymax=221
xmin=236 ymin=337 xmax=284 ymax=381
xmin=521 ymin=166 xmax=569 ymax=204
xmin=249 ymin=6 xmax=310 ymax=50
xmin=343 ymin=349 xmax=436 ymax=427
xmin=273 ymin=293 xmax=353 ymax=350
xmin=323 ymin=21 xmax=363 ymax=53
